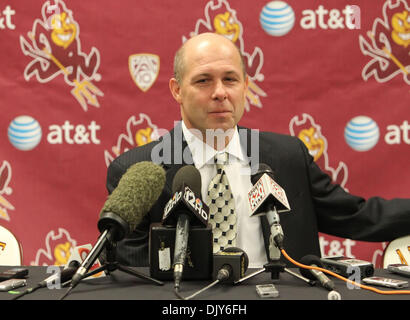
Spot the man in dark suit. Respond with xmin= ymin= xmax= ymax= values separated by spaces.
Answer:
xmin=106 ymin=33 xmax=410 ymax=268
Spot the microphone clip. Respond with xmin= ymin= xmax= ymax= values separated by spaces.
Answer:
xmin=263 ymin=260 xmax=286 ymax=280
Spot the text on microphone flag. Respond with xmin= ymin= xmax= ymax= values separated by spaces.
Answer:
xmin=248 ymin=178 xmax=267 ymax=212
xmin=269 ymin=176 xmax=290 ymax=210
xmin=248 ymin=174 xmax=291 ymax=215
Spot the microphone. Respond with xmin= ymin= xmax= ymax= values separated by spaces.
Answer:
xmin=213 ymin=247 xmax=249 ymax=283
xmin=162 ymin=165 xmax=209 ymax=291
xmin=249 ymin=163 xmax=290 ymax=257
xmin=11 ymin=260 xmax=80 ymax=300
xmin=249 ymin=163 xmax=291 ymax=214
xmin=40 ymin=260 xmax=81 ymax=287
xmin=184 ymin=247 xmax=249 ymax=300
xmin=68 ymin=161 xmax=166 ymax=291
xmin=299 ymin=255 xmax=335 ymax=291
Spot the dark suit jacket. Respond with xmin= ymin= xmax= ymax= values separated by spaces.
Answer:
xmin=106 ymin=123 xmax=410 ymax=267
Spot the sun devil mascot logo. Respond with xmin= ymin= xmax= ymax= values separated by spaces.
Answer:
xmin=31 ymin=228 xmax=77 ymax=266
xmin=359 ymin=0 xmax=410 ymax=85
xmin=0 ymin=161 xmax=14 ymax=222
xmin=104 ymin=113 xmax=159 ymax=167
xmin=289 ymin=114 xmax=349 ymax=190
xmin=20 ymin=0 xmax=103 ymax=111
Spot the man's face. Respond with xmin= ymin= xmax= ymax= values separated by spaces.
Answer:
xmin=170 ymin=34 xmax=248 ymax=138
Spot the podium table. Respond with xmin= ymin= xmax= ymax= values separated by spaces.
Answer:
xmin=1 ymin=266 xmax=410 ymax=301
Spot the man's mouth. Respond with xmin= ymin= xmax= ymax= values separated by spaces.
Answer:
xmin=209 ymin=111 xmax=232 ymax=117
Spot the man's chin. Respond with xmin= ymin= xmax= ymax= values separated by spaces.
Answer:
xmin=206 ymin=119 xmax=236 ymax=132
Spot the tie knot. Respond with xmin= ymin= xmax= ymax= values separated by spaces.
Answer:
xmin=214 ymin=152 xmax=228 ymax=169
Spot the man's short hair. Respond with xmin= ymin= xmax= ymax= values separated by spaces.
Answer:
xmin=173 ymin=34 xmax=247 ymax=84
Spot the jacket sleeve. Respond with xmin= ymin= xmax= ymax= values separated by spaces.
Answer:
xmin=298 ymin=139 xmax=410 ymax=242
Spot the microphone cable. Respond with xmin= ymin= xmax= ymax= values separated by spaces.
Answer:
xmin=12 ymin=260 xmax=80 ymax=300
xmin=11 ymin=284 xmax=43 ymax=300
xmin=281 ymin=249 xmax=410 ymax=296
xmin=174 ymin=285 xmax=187 ymax=300
xmin=12 ymin=278 xmax=73 ymax=300
xmin=59 ymin=285 xmax=74 ymax=300
xmin=184 ymin=279 xmax=220 ymax=300
xmin=181 ymin=265 xmax=232 ymax=300
xmin=175 ymin=247 xmax=248 ymax=300
xmin=174 ymin=271 xmax=229 ymax=300
xmin=174 ymin=267 xmax=228 ymax=300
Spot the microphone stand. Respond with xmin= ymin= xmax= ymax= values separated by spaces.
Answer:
xmin=263 ymin=207 xmax=286 ymax=279
xmin=60 ymin=241 xmax=164 ymax=300
xmin=85 ymin=241 xmax=164 ymax=284
xmin=234 ymin=266 xmax=315 ymax=286
xmin=235 ymin=209 xmax=315 ymax=286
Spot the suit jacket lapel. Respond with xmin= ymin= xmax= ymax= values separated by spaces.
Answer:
xmin=161 ymin=121 xmax=192 ymax=193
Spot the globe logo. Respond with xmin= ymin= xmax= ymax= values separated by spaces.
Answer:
xmin=8 ymin=115 xmax=42 ymax=151
xmin=260 ymin=1 xmax=295 ymax=37
xmin=344 ymin=116 xmax=380 ymax=152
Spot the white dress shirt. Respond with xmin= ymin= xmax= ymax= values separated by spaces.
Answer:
xmin=181 ymin=121 xmax=267 ymax=268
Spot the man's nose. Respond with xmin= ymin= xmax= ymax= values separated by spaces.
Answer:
xmin=212 ymin=80 xmax=227 ymax=101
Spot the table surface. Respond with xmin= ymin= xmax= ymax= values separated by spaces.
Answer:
xmin=1 ymin=266 xmax=410 ymax=301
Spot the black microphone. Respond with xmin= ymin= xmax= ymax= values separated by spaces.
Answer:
xmin=299 ymin=255 xmax=335 ymax=291
xmin=184 ymin=247 xmax=249 ymax=300
xmin=40 ymin=260 xmax=81 ymax=287
xmin=11 ymin=260 xmax=80 ymax=300
xmin=68 ymin=161 xmax=166 ymax=292
xmin=162 ymin=165 xmax=209 ymax=291
xmin=213 ymin=247 xmax=249 ymax=283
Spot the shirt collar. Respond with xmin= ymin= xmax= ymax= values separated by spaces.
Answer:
xmin=181 ymin=121 xmax=247 ymax=169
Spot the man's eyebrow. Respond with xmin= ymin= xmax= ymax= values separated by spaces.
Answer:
xmin=192 ymin=71 xmax=240 ymax=79
xmin=192 ymin=73 xmax=212 ymax=79
xmin=224 ymin=71 xmax=241 ymax=77
xmin=225 ymin=70 xmax=240 ymax=75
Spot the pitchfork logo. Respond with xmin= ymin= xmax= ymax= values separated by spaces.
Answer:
xmin=359 ymin=0 xmax=410 ymax=86
xmin=0 ymin=161 xmax=14 ymax=222
xmin=19 ymin=0 xmax=103 ymax=111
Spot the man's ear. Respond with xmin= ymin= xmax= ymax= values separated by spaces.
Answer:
xmin=244 ymin=74 xmax=249 ymax=99
xmin=169 ymin=78 xmax=182 ymax=104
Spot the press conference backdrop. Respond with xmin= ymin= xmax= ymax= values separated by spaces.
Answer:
xmin=0 ymin=0 xmax=409 ymax=267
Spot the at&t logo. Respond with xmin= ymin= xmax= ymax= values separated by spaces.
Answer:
xmin=8 ymin=116 xmax=42 ymax=151
xmin=260 ymin=1 xmax=295 ymax=37
xmin=344 ymin=116 xmax=410 ymax=151
xmin=0 ymin=5 xmax=16 ymax=30
xmin=344 ymin=116 xmax=380 ymax=152
xmin=260 ymin=1 xmax=361 ymax=37
xmin=8 ymin=116 xmax=102 ymax=150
